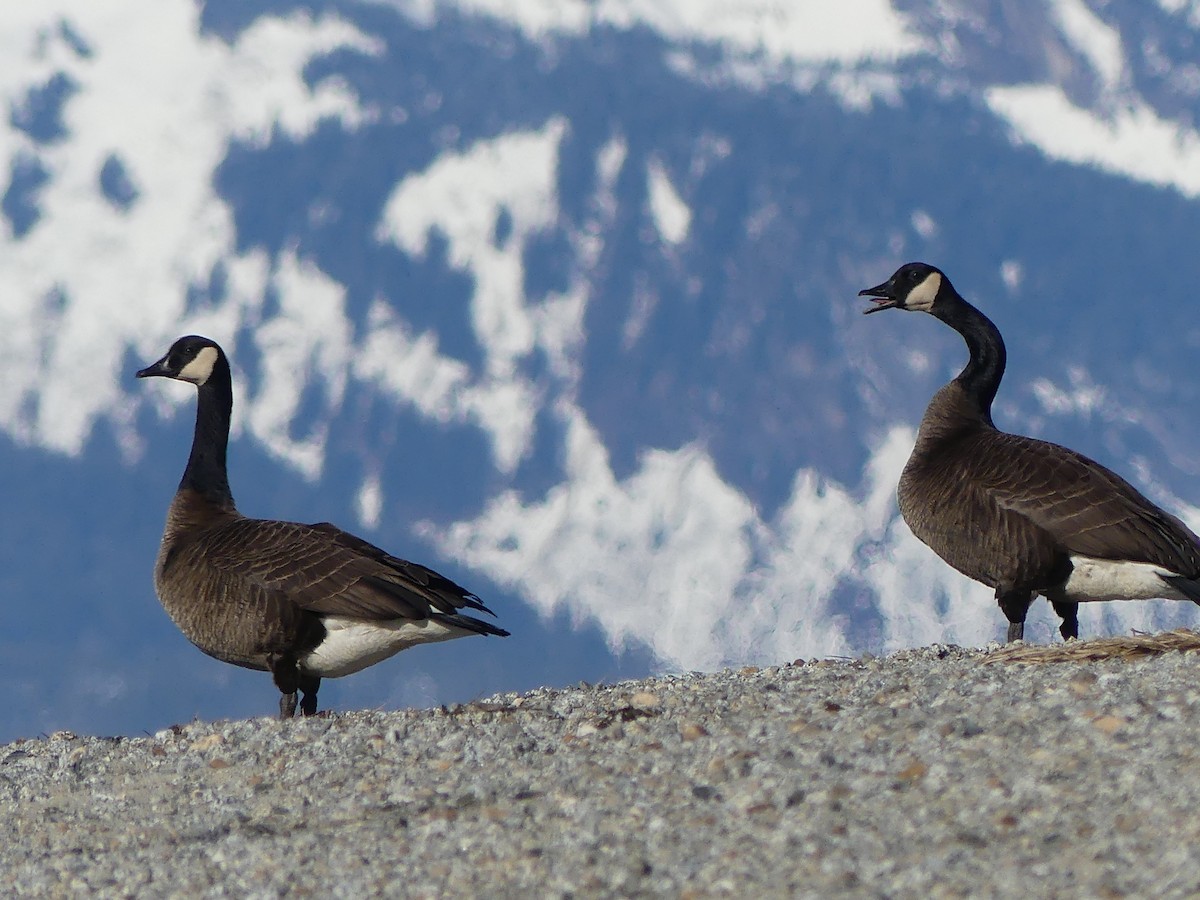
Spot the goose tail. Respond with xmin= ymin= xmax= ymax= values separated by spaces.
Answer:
xmin=1161 ymin=574 xmax=1200 ymax=606
xmin=431 ymin=612 xmax=511 ymax=638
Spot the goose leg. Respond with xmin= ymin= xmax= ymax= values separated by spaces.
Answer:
xmin=269 ymin=655 xmax=301 ymax=720
xmin=299 ymin=673 xmax=321 ymax=717
xmin=1051 ymin=600 xmax=1079 ymax=641
xmin=997 ymin=590 xmax=1033 ymax=643
xmin=279 ymin=691 xmax=297 ymax=720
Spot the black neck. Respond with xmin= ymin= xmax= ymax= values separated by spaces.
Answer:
xmin=933 ymin=290 xmax=1006 ymax=424
xmin=180 ymin=359 xmax=236 ymax=510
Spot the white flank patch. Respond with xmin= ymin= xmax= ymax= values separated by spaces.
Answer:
xmin=1061 ymin=557 xmax=1190 ymax=603
xmin=301 ymin=615 xmax=468 ymax=678
xmin=646 ymin=159 xmax=691 ymax=246
xmin=987 ymin=85 xmax=1200 ymax=198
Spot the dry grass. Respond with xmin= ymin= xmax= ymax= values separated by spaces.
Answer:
xmin=983 ymin=628 xmax=1200 ymax=664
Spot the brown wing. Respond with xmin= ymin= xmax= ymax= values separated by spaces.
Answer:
xmin=306 ymin=521 xmax=497 ymax=617
xmin=967 ymin=431 xmax=1200 ymax=577
xmin=196 ymin=517 xmax=493 ymax=622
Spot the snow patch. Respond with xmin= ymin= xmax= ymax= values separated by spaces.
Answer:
xmin=1050 ymin=0 xmax=1125 ymax=92
xmin=409 ymin=0 xmax=925 ymax=66
xmin=357 ymin=472 xmax=384 ymax=530
xmin=430 ymin=405 xmax=771 ymax=670
xmin=1157 ymin=0 xmax=1200 ymax=26
xmin=0 ymin=3 xmax=377 ymax=456
xmin=646 ymin=159 xmax=691 ymax=246
xmin=354 ymin=300 xmax=472 ymax=424
xmin=1000 ymin=260 xmax=1023 ymax=293
xmin=987 ymin=85 xmax=1200 ymax=198
xmin=376 ymin=118 xmax=570 ymax=472
xmin=431 ymin=420 xmax=988 ymax=669
xmin=578 ymin=135 xmax=628 ymax=274
xmin=904 ymin=349 xmax=932 ymax=376
xmin=910 ymin=209 xmax=936 ymax=239
xmin=1030 ymin=367 xmax=1107 ymax=418
xmin=247 ymin=251 xmax=352 ymax=481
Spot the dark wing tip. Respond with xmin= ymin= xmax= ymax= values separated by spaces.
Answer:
xmin=461 ymin=592 xmax=498 ymax=616
xmin=432 ymin=612 xmax=511 ymax=638
xmin=1162 ymin=574 xmax=1200 ymax=605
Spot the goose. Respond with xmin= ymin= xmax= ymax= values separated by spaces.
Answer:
xmin=136 ymin=335 xmax=508 ymax=718
xmin=859 ymin=262 xmax=1200 ymax=642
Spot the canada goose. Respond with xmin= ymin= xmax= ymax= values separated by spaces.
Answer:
xmin=859 ymin=263 xmax=1200 ymax=642
xmin=137 ymin=335 xmax=508 ymax=718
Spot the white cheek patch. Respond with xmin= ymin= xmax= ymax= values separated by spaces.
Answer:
xmin=177 ymin=346 xmax=219 ymax=385
xmin=906 ymin=272 xmax=941 ymax=311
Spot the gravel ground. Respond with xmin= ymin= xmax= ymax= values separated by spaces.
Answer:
xmin=4 ymin=644 xmax=1200 ymax=898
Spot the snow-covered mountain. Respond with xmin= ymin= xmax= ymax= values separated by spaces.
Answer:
xmin=3 ymin=0 xmax=1200 ymax=740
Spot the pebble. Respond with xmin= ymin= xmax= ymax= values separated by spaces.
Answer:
xmin=2 ymin=644 xmax=1200 ymax=896
xmin=629 ymin=691 xmax=662 ymax=710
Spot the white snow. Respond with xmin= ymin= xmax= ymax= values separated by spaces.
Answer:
xmin=386 ymin=0 xmax=925 ymax=108
xmin=430 ymin=406 xmax=845 ymax=669
xmin=910 ymin=209 xmax=936 ymax=239
xmin=2 ymin=2 xmax=1194 ymax=678
xmin=357 ymin=472 xmax=384 ymax=531
xmin=1029 ymin=367 xmax=1107 ymax=418
xmin=354 ymin=299 xmax=473 ymax=424
xmin=579 ymin=135 xmax=628 ymax=277
xmin=646 ymin=160 xmax=691 ymax=246
xmin=976 ymin=0 xmax=1200 ymax=202
xmin=375 ymin=118 xmax=571 ymax=473
xmin=1157 ymin=0 xmax=1200 ymax=24
xmin=1000 ymin=260 xmax=1023 ymax=293
xmin=246 ymin=251 xmax=352 ymax=481
xmin=431 ymin=418 xmax=1002 ymax=669
xmin=0 ymin=3 xmax=379 ymax=456
xmin=394 ymin=0 xmax=925 ymax=66
xmin=1051 ymin=0 xmax=1125 ymax=92
xmin=987 ymin=85 xmax=1200 ymax=198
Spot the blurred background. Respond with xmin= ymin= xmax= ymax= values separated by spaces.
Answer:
xmin=3 ymin=0 xmax=1200 ymax=740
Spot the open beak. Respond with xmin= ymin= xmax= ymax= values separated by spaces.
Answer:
xmin=136 ymin=355 xmax=170 ymax=379
xmin=858 ymin=281 xmax=900 ymax=315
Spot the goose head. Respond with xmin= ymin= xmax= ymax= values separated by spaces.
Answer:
xmin=859 ymin=262 xmax=947 ymax=315
xmin=137 ymin=336 xmax=226 ymax=386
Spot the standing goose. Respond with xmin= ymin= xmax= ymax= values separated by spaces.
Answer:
xmin=859 ymin=263 xmax=1200 ymax=642
xmin=137 ymin=335 xmax=508 ymax=718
